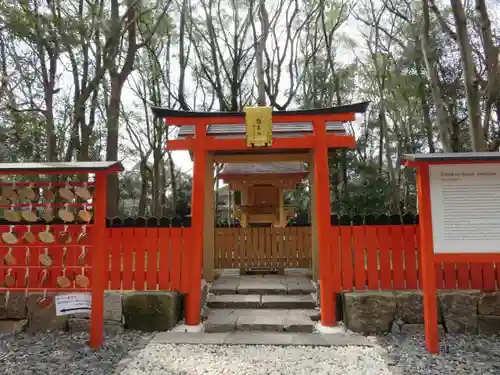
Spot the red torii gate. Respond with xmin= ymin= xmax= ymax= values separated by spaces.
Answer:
xmin=152 ymin=103 xmax=369 ymax=328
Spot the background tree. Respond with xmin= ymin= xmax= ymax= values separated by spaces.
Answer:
xmin=0 ymin=0 xmax=497 ymax=217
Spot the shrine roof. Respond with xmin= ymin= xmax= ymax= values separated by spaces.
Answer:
xmin=403 ymin=152 xmax=500 ymax=163
xmin=0 ymin=161 xmax=123 ymax=174
xmin=152 ymin=102 xmax=369 ymax=119
xmin=220 ymin=162 xmax=306 ymax=176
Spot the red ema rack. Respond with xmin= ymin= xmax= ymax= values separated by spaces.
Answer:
xmin=0 ymin=182 xmax=94 ymax=292
xmin=0 ymin=161 xmax=122 ymax=349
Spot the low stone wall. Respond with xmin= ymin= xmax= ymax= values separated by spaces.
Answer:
xmin=0 ymin=280 xmax=210 ymax=334
xmin=343 ymin=290 xmax=500 ymax=335
xmin=0 ymin=290 xmax=184 ymax=334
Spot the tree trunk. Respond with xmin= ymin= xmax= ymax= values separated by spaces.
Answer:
xmin=256 ymin=0 xmax=269 ymax=106
xmin=450 ymin=0 xmax=485 ymax=151
xmin=421 ymin=0 xmax=453 ymax=152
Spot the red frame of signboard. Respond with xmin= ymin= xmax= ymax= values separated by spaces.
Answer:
xmin=405 ymin=156 xmax=500 ymax=354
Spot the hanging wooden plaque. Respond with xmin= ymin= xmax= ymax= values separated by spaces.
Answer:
xmin=244 ymin=106 xmax=273 ymax=147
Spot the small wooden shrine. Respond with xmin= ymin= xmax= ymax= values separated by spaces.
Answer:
xmin=219 ymin=162 xmax=307 ymax=228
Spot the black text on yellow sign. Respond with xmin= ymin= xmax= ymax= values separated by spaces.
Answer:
xmin=244 ymin=106 xmax=273 ymax=147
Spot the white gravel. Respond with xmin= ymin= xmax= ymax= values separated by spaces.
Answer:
xmin=0 ymin=329 xmax=152 ymax=375
xmin=119 ymin=344 xmax=393 ymax=375
xmin=2 ymin=331 xmax=500 ymax=374
xmin=378 ymin=333 xmax=500 ymax=375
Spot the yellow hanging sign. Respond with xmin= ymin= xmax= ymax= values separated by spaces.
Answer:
xmin=244 ymin=106 xmax=273 ymax=147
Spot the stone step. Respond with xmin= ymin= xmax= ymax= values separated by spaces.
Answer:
xmin=202 ymin=308 xmax=321 ymax=321
xmin=203 ymin=309 xmax=317 ymax=333
xmin=210 ymin=276 xmax=316 ymax=296
xmin=207 ymin=294 xmax=316 ymax=309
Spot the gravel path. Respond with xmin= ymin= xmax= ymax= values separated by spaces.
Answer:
xmin=119 ymin=343 xmax=393 ymax=375
xmin=2 ymin=330 xmax=500 ymax=374
xmin=378 ymin=333 xmax=500 ymax=375
xmin=0 ymin=328 xmax=152 ymax=375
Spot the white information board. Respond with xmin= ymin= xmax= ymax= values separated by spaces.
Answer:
xmin=429 ymin=163 xmax=500 ymax=253
xmin=55 ymin=293 xmax=91 ymax=316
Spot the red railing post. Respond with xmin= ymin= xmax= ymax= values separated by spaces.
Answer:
xmin=90 ymin=171 xmax=107 ymax=349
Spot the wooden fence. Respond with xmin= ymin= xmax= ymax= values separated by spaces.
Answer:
xmin=214 ymin=227 xmax=312 ymax=270
xmin=1 ymin=224 xmax=499 ymax=292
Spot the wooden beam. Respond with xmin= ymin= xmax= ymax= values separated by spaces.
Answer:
xmin=167 ymin=134 xmax=356 ymax=151
xmin=164 ymin=112 xmax=355 ymax=126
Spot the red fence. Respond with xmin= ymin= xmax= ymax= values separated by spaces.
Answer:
xmin=333 ymin=225 xmax=500 ymax=292
xmin=0 ymin=224 xmax=499 ymax=292
xmin=0 ymin=226 xmax=192 ymax=293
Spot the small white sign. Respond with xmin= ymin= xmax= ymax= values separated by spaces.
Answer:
xmin=55 ymin=293 xmax=92 ymax=316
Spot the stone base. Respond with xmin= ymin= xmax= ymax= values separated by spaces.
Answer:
xmin=343 ymin=291 xmax=396 ymax=334
xmin=123 ymin=291 xmax=181 ymax=332
xmin=0 ymin=319 xmax=28 ymax=334
xmin=0 ymin=292 xmax=27 ymax=319
xmin=478 ymin=315 xmax=500 ymax=334
xmin=26 ymin=293 xmax=68 ymax=332
xmin=341 ymin=290 xmax=488 ymax=336
xmin=438 ymin=291 xmax=479 ymax=334
xmin=170 ymin=323 xmax=204 ymax=333
xmin=479 ymin=292 xmax=500 ymax=315
xmin=315 ymin=322 xmax=345 ymax=334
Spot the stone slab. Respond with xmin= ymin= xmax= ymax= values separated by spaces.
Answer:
xmin=151 ymin=332 xmax=374 ymax=347
xmin=202 ymin=308 xmax=320 ymax=320
xmin=0 ymin=292 xmax=27 ymax=319
xmin=204 ymin=313 xmax=238 ymax=333
xmin=438 ymin=291 xmax=479 ymax=334
xmin=69 ymin=291 xmax=123 ymax=322
xmin=236 ymin=315 xmax=284 ymax=332
xmin=152 ymin=332 xmax=229 ymax=345
xmin=26 ymin=293 xmax=68 ymax=332
xmin=123 ymin=291 xmax=181 ymax=331
xmin=210 ymin=280 xmax=239 ymax=295
xmin=0 ymin=319 xmax=28 ymax=334
xmin=261 ymin=294 xmax=315 ymax=309
xmin=479 ymin=292 xmax=500 ymax=316
xmin=283 ymin=316 xmax=315 ymax=333
xmin=478 ymin=315 xmax=500 ymax=334
xmin=207 ymin=294 xmax=261 ymax=308
xmin=395 ymin=291 xmax=424 ymax=324
xmin=286 ymin=281 xmax=316 ymax=295
xmin=237 ymin=280 xmax=287 ymax=295
xmin=224 ymin=332 xmax=295 ymax=345
xmin=343 ymin=291 xmax=397 ymax=334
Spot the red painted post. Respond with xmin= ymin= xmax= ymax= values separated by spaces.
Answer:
xmin=313 ymin=119 xmax=336 ymax=326
xmin=185 ymin=122 xmax=207 ymax=326
xmin=90 ymin=171 xmax=107 ymax=349
xmin=416 ymin=165 xmax=439 ymax=354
